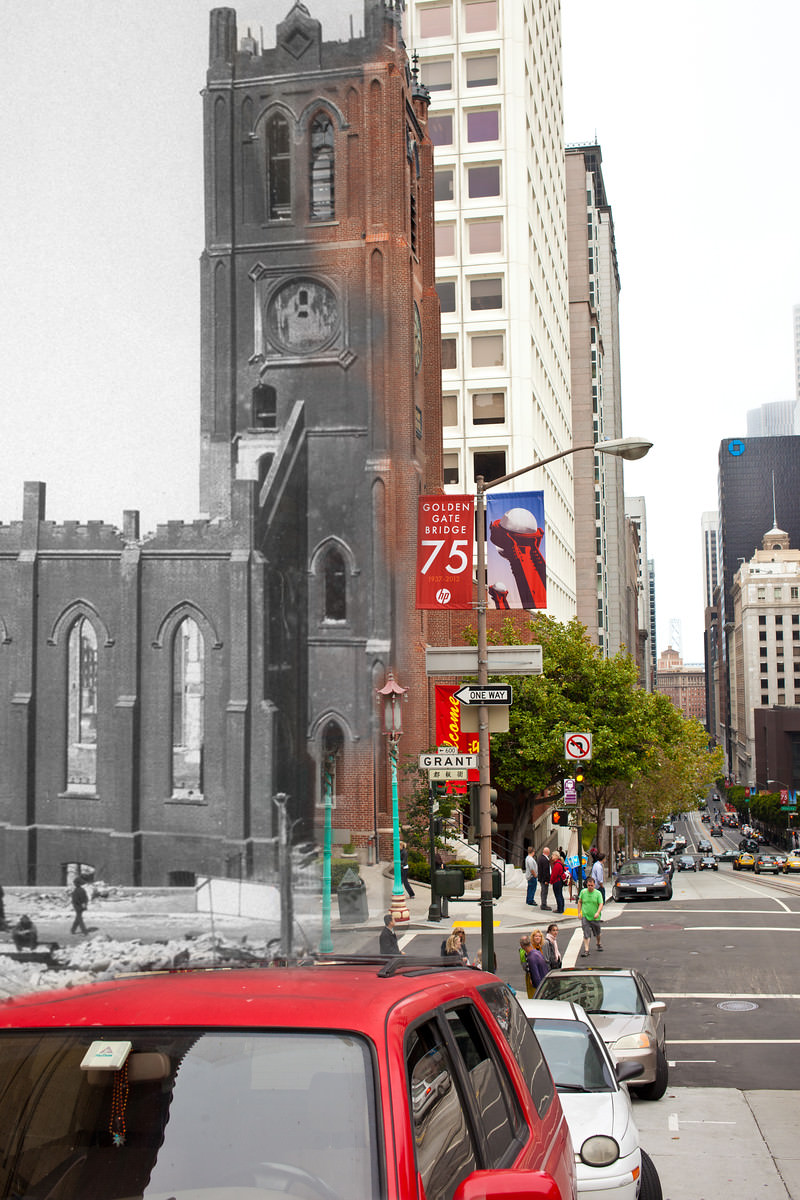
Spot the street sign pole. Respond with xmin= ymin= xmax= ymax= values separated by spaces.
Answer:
xmin=427 ymin=783 xmax=442 ymax=922
xmin=470 ymin=442 xmax=653 ymax=970
xmin=475 ymin=476 xmax=494 ymax=973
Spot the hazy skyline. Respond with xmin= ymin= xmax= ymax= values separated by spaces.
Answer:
xmin=1 ymin=0 xmax=798 ymax=663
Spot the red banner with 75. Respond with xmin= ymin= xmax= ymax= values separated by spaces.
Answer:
xmin=415 ymin=495 xmax=475 ymax=609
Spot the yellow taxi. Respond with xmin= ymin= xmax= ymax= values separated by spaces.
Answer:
xmin=733 ymin=850 xmax=755 ymax=871
xmin=783 ymin=851 xmax=800 ymax=874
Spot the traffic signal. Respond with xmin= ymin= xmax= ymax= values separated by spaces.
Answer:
xmin=468 ymin=783 xmax=480 ymax=840
xmin=431 ymin=780 xmax=448 ymax=798
xmin=489 ymin=788 xmax=498 ymax=833
xmin=575 ymin=772 xmax=584 ymax=799
xmin=551 ymin=809 xmax=570 ymax=826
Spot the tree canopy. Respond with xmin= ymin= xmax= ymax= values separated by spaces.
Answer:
xmin=468 ymin=615 xmax=722 ymax=857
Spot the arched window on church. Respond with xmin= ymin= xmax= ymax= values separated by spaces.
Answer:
xmin=266 ymin=113 xmax=291 ymax=220
xmin=323 ymin=547 xmax=347 ymax=621
xmin=67 ymin=617 xmax=98 ymax=794
xmin=310 ymin=113 xmax=334 ymax=220
xmin=321 ymin=720 xmax=344 ymax=808
xmin=252 ymin=383 xmax=277 ymax=428
xmin=172 ymin=618 xmax=205 ymax=796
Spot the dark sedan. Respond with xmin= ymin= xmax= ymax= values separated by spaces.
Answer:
xmin=698 ymin=854 xmax=718 ymax=871
xmin=754 ymin=853 xmax=781 ymax=875
xmin=676 ymin=854 xmax=697 ymax=872
xmin=612 ymin=859 xmax=673 ymax=902
xmin=697 ymin=839 xmax=713 ymax=853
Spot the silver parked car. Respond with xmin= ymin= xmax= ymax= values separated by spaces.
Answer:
xmin=519 ymin=998 xmax=663 ymax=1200
xmin=534 ymin=967 xmax=669 ymax=1100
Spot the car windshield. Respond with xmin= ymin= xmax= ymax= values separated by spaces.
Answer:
xmin=536 ymin=974 xmax=646 ymax=1016
xmin=0 ymin=1029 xmax=380 ymax=1200
xmin=530 ymin=1019 xmax=614 ymax=1092
xmin=618 ymin=861 xmax=660 ymax=877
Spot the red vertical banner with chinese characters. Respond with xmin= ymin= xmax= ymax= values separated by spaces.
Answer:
xmin=416 ymin=495 xmax=474 ymax=609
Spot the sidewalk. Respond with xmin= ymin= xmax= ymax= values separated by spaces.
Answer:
xmin=342 ymin=860 xmax=607 ymax=936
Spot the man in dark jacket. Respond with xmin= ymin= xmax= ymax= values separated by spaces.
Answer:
xmin=537 ymin=846 xmax=552 ymax=910
xmin=379 ymin=912 xmax=403 ymax=955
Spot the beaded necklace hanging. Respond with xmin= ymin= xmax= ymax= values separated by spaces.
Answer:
xmin=109 ymin=1060 xmax=129 ymax=1147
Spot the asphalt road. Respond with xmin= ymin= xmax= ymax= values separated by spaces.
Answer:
xmin=400 ymin=803 xmax=800 ymax=1092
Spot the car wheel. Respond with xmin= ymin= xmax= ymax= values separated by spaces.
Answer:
xmin=639 ymin=1149 xmax=663 ymax=1200
xmin=635 ymin=1047 xmax=669 ymax=1101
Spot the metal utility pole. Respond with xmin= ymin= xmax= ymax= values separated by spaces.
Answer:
xmin=473 ymin=437 xmax=652 ymax=972
xmin=274 ymin=792 xmax=293 ymax=958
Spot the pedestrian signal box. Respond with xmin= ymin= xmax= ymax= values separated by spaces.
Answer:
xmin=551 ymin=809 xmax=570 ymax=826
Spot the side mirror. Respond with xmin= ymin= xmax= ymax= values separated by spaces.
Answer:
xmin=615 ymin=1059 xmax=644 ymax=1083
xmin=649 ymin=1000 xmax=667 ymax=1014
xmin=453 ymin=1169 xmax=561 ymax=1200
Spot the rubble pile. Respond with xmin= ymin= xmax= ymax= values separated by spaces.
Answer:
xmin=0 ymin=930 xmax=279 ymax=999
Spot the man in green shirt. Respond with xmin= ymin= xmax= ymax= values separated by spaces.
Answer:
xmin=578 ymin=876 xmax=604 ymax=956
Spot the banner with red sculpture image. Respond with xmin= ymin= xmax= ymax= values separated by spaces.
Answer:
xmin=485 ymin=491 xmax=546 ymax=610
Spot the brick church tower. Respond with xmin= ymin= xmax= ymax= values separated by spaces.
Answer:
xmin=200 ymin=0 xmax=443 ymax=852
xmin=0 ymin=1 xmax=441 ymax=886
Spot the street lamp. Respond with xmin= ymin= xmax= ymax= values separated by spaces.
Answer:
xmin=377 ymin=672 xmax=410 ymax=924
xmin=474 ymin=435 xmax=653 ymax=971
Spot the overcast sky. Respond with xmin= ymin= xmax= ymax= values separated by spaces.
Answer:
xmin=1 ymin=0 xmax=798 ymax=663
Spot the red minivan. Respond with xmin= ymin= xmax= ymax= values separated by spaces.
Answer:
xmin=0 ymin=956 xmax=576 ymax=1200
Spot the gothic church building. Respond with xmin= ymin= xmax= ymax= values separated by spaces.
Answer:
xmin=0 ymin=0 xmax=443 ymax=885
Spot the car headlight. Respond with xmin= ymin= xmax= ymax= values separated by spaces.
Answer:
xmin=653 ymin=879 xmax=667 ymax=886
xmin=613 ymin=1032 xmax=653 ymax=1051
xmin=580 ymin=1135 xmax=620 ymax=1167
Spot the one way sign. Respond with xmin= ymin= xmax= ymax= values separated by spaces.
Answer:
xmin=454 ymin=685 xmax=513 ymax=706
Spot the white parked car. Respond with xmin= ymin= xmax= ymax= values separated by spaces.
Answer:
xmin=520 ymin=997 xmax=662 ymax=1200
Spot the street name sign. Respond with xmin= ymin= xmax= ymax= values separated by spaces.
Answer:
xmin=430 ymin=768 xmax=469 ymax=780
xmin=419 ymin=751 xmax=479 ymax=770
xmin=454 ymin=684 xmax=513 ymax=706
xmin=425 ymin=645 xmax=543 ymax=676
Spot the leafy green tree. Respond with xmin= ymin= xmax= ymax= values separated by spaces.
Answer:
xmin=464 ymin=615 xmax=721 ymax=859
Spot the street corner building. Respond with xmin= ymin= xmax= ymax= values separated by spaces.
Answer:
xmin=0 ymin=1 xmax=444 ymax=886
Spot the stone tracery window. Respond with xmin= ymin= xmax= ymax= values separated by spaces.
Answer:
xmin=172 ymin=618 xmax=205 ymax=796
xmin=67 ymin=617 xmax=98 ymax=794
xmin=310 ymin=113 xmax=334 ymax=220
xmin=323 ymin=547 xmax=347 ymax=621
xmin=266 ymin=113 xmax=292 ymax=220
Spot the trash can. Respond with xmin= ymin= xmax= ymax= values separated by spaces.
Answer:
xmin=336 ymin=868 xmax=369 ymax=923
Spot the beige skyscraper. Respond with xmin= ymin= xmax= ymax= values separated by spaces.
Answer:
xmin=566 ymin=143 xmax=637 ymax=659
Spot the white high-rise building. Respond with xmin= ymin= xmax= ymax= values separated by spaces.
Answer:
xmin=407 ymin=0 xmax=576 ymax=619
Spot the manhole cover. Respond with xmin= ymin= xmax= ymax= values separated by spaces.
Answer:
xmin=717 ymin=1000 xmax=758 ymax=1012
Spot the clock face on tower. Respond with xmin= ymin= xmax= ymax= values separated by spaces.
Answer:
xmin=266 ymin=278 xmax=339 ymax=354
xmin=413 ymin=302 xmax=422 ymax=374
